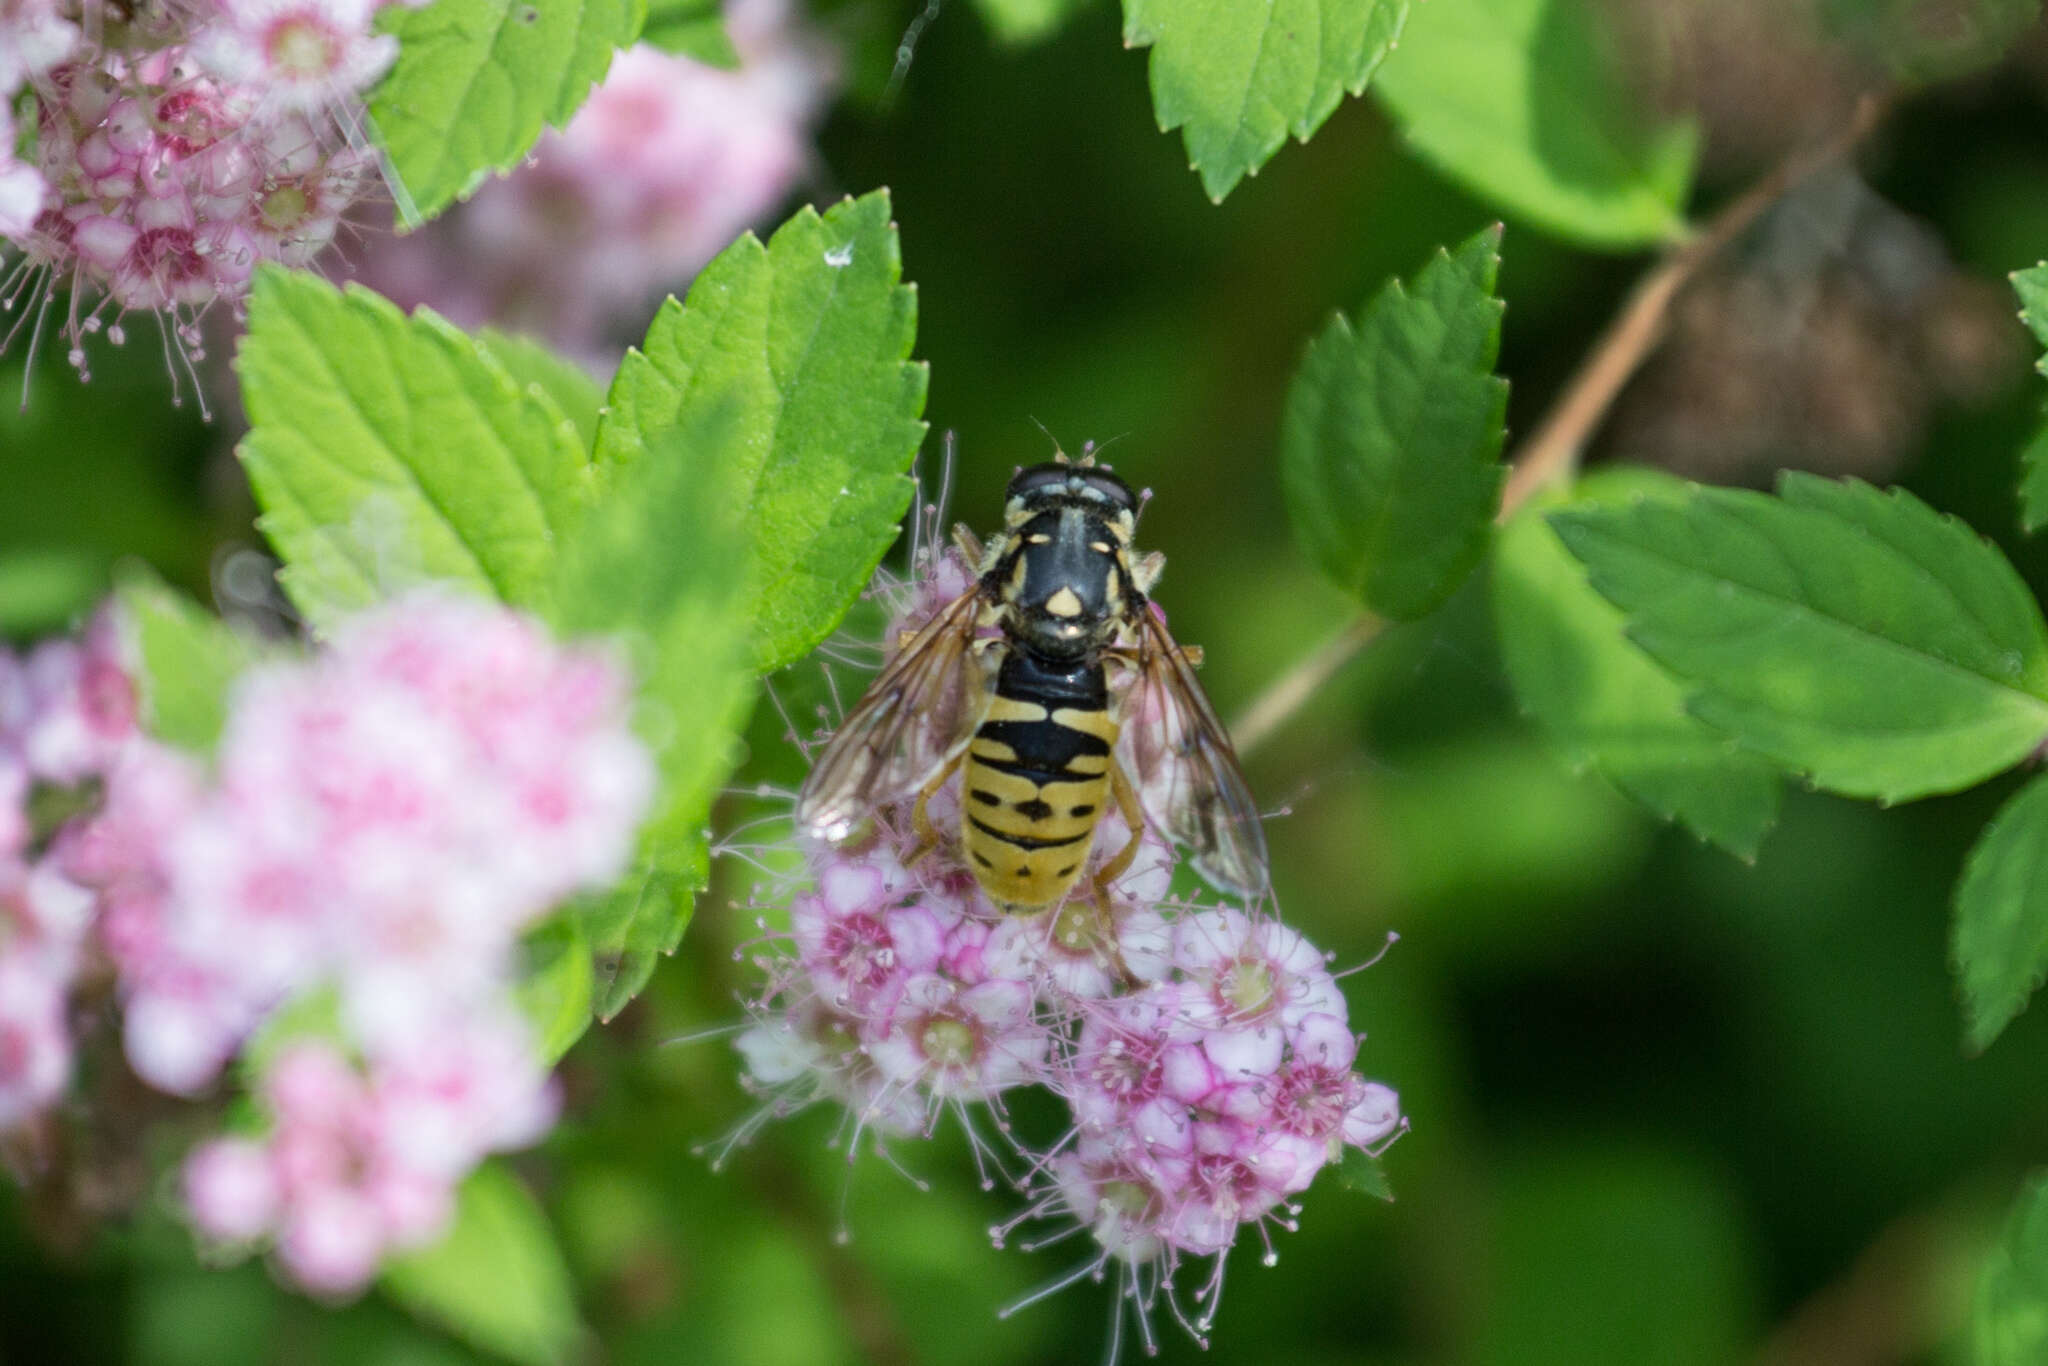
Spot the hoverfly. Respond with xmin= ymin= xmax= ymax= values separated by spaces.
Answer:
xmin=795 ymin=450 xmax=1268 ymax=914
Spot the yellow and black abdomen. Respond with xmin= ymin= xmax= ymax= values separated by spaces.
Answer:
xmin=960 ymin=650 xmax=1118 ymax=911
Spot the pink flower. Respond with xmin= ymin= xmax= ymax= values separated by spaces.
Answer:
xmin=347 ymin=0 xmax=833 ymax=356
xmin=0 ymin=0 xmax=78 ymax=92
xmin=370 ymin=1010 xmax=558 ymax=1175
xmin=193 ymin=0 xmax=398 ymax=113
xmin=13 ymin=608 xmax=138 ymax=784
xmin=122 ymin=980 xmax=252 ymax=1096
xmin=0 ymin=856 xmax=96 ymax=969
xmin=1173 ymin=908 xmax=1345 ymax=1033
xmin=867 ymin=973 xmax=1048 ymax=1100
xmin=791 ymin=875 xmax=951 ymax=1011
xmin=98 ymin=590 xmax=652 ymax=1093
xmin=735 ymin=998 xmax=925 ymax=1138
xmin=1343 ymin=1081 xmax=1403 ymax=1149
xmin=1066 ymin=984 xmax=1190 ymax=1130
xmin=1167 ymin=1124 xmax=1316 ymax=1257
xmin=182 ymin=1017 xmax=553 ymax=1293
xmin=0 ymin=955 xmax=71 ymax=1127
xmin=277 ymin=1184 xmax=385 ymax=1296
xmin=184 ymin=1137 xmax=281 ymax=1242
xmin=1049 ymin=1144 xmax=1170 ymax=1266
xmin=0 ymin=591 xmax=647 ymax=1296
xmin=3 ymin=10 xmax=383 ymax=395
xmin=0 ymin=110 xmax=46 ymax=239
xmin=0 ymin=756 xmax=25 ymax=859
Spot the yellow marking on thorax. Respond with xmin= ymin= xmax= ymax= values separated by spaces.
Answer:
xmin=1045 ymin=587 xmax=1083 ymax=618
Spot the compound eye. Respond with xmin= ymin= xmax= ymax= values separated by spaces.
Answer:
xmin=1079 ymin=471 xmax=1136 ymax=511
xmin=1007 ymin=463 xmax=1071 ymax=500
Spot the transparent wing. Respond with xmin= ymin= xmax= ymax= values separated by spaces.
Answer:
xmin=1119 ymin=605 xmax=1270 ymax=897
xmin=796 ymin=587 xmax=987 ymax=843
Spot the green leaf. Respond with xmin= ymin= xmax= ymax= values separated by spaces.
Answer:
xmin=1280 ymin=226 xmax=1507 ymax=620
xmin=519 ymin=914 xmax=596 ymax=1062
xmin=369 ymin=0 xmax=646 ymax=225
xmin=1374 ymin=0 xmax=1697 ymax=250
xmin=478 ymin=329 xmax=604 ymax=453
xmin=236 ymin=269 xmax=594 ymax=629
xmin=1952 ymin=774 xmax=2048 ymax=1052
xmin=638 ymin=0 xmax=738 ymax=64
xmin=553 ymin=409 xmax=754 ymax=1018
xmin=578 ymin=872 xmax=696 ymax=1019
xmin=1551 ymin=474 xmax=2048 ymax=803
xmin=2022 ymin=422 xmax=2048 ymax=535
xmin=1336 ymin=1148 xmax=1395 ymax=1200
xmin=2016 ymin=264 xmax=2048 ymax=364
xmin=383 ymin=1164 xmax=585 ymax=1366
xmin=973 ymin=0 xmax=1095 ymax=46
xmin=1977 ymin=1173 xmax=2048 ymax=1366
xmin=1121 ymin=0 xmax=1408 ymax=202
xmin=2013 ymin=266 xmax=2048 ymax=533
xmin=1495 ymin=470 xmax=1781 ymax=859
xmin=237 ymin=987 xmax=344 ymax=1085
xmin=114 ymin=566 xmax=266 ymax=755
xmin=594 ymin=191 xmax=927 ymax=674
xmin=1824 ymin=0 xmax=2041 ymax=85
xmin=0 ymin=549 xmax=104 ymax=638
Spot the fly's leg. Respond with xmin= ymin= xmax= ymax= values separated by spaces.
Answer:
xmin=1089 ymin=758 xmax=1147 ymax=918
xmin=1078 ymin=759 xmax=1151 ymax=988
xmin=904 ymin=751 xmax=966 ymax=868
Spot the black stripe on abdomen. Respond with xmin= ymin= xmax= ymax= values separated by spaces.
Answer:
xmin=968 ymin=814 xmax=1091 ymax=852
xmin=976 ymin=717 xmax=1109 ymax=772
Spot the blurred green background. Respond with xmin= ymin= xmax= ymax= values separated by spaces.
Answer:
xmin=10 ymin=0 xmax=2048 ymax=1362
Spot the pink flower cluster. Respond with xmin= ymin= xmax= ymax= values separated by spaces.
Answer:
xmin=353 ymin=0 xmax=831 ymax=359
xmin=0 ymin=607 xmax=139 ymax=1128
xmin=1 ymin=0 xmax=395 ymax=384
xmin=90 ymin=593 xmax=652 ymax=1094
xmin=183 ymin=1021 xmax=555 ymax=1294
xmin=731 ymin=546 xmax=1404 ymax=1354
xmin=2 ymin=590 xmax=654 ymax=1296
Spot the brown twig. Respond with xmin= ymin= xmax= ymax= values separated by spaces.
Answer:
xmin=1230 ymin=91 xmax=1890 ymax=760
xmin=1752 ymin=1200 xmax=1968 ymax=1366
xmin=1229 ymin=613 xmax=1388 ymax=761
xmin=1500 ymin=90 xmax=1889 ymax=511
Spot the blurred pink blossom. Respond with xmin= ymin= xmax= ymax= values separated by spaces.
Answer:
xmin=106 ymin=589 xmax=652 ymax=1092
xmin=191 ymin=0 xmax=399 ymax=113
xmin=186 ymin=1013 xmax=556 ymax=1295
xmin=350 ymin=0 xmax=833 ymax=360
xmin=0 ymin=588 xmax=653 ymax=1299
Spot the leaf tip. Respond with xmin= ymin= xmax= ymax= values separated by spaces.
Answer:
xmin=1961 ymin=998 xmax=2008 ymax=1056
